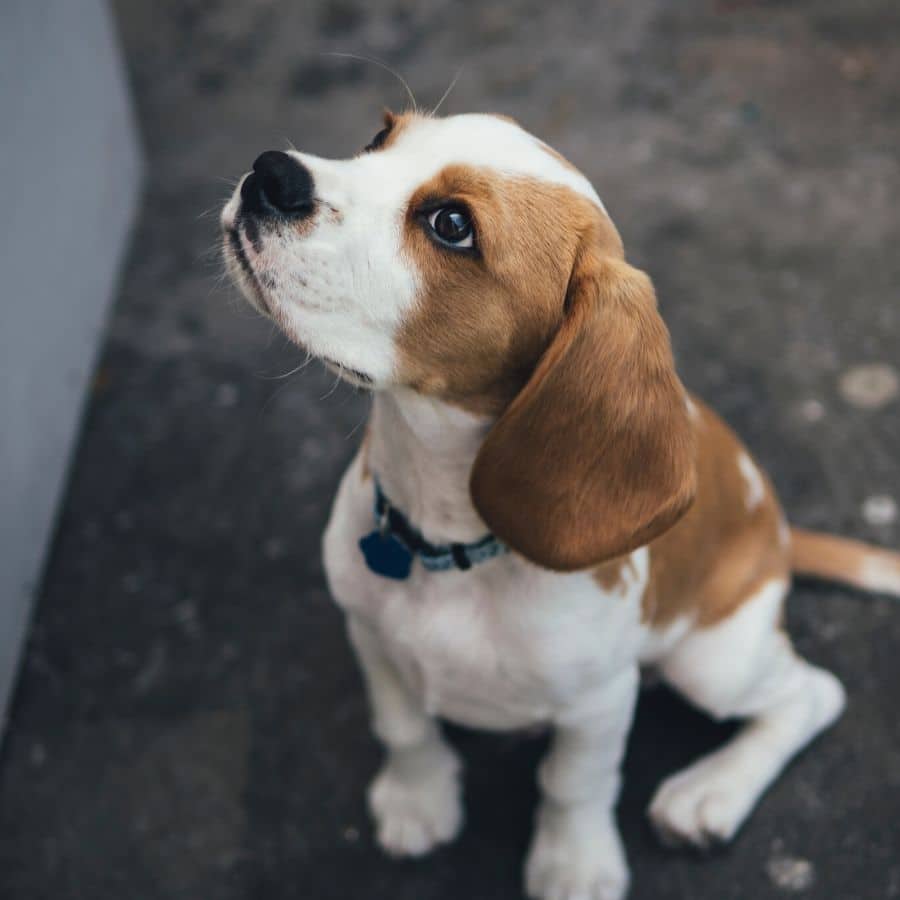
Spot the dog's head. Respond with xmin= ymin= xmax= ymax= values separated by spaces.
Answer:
xmin=222 ymin=111 xmax=696 ymax=570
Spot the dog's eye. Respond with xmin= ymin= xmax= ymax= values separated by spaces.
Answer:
xmin=363 ymin=127 xmax=390 ymax=153
xmin=427 ymin=206 xmax=474 ymax=248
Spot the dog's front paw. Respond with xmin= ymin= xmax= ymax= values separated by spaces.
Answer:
xmin=368 ymin=749 xmax=462 ymax=858
xmin=525 ymin=806 xmax=629 ymax=900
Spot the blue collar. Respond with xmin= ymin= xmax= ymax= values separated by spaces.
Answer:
xmin=358 ymin=481 xmax=508 ymax=580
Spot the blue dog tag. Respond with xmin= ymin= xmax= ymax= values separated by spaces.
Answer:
xmin=359 ymin=530 xmax=413 ymax=580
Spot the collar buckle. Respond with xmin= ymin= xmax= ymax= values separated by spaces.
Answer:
xmin=366 ymin=480 xmax=507 ymax=576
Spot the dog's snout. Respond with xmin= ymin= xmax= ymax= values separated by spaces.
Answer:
xmin=241 ymin=150 xmax=314 ymax=218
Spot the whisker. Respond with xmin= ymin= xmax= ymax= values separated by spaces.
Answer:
xmin=199 ymin=240 xmax=229 ymax=263
xmin=432 ymin=67 xmax=463 ymax=117
xmin=321 ymin=50 xmax=418 ymax=112
xmin=320 ymin=366 xmax=344 ymax=400
xmin=258 ymin=374 xmax=303 ymax=420
xmin=345 ymin=408 xmax=369 ymax=440
xmin=197 ymin=201 xmax=231 ymax=221
xmin=257 ymin=351 xmax=315 ymax=381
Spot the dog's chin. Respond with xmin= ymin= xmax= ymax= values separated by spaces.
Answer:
xmin=321 ymin=357 xmax=375 ymax=389
xmin=222 ymin=231 xmax=374 ymax=390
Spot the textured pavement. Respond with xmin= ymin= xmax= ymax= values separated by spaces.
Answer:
xmin=1 ymin=1 xmax=899 ymax=898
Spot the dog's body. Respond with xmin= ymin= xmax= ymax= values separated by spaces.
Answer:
xmin=322 ymin=386 xmax=842 ymax=897
xmin=222 ymin=112 xmax=900 ymax=900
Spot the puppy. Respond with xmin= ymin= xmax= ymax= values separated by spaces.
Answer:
xmin=222 ymin=111 xmax=900 ymax=900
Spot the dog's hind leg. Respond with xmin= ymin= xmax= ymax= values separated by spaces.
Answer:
xmin=648 ymin=578 xmax=845 ymax=848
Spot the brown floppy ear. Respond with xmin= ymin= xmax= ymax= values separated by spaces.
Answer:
xmin=470 ymin=241 xmax=696 ymax=571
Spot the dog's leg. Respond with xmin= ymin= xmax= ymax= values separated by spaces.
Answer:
xmin=346 ymin=615 xmax=463 ymax=857
xmin=525 ymin=666 xmax=639 ymax=900
xmin=649 ymin=578 xmax=845 ymax=848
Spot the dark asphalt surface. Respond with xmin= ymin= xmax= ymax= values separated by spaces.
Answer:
xmin=1 ymin=1 xmax=899 ymax=898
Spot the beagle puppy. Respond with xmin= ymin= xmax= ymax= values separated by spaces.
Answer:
xmin=221 ymin=111 xmax=900 ymax=900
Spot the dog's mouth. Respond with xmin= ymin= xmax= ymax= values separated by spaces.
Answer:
xmin=224 ymin=219 xmax=375 ymax=390
xmin=321 ymin=357 xmax=374 ymax=388
xmin=226 ymin=225 xmax=270 ymax=314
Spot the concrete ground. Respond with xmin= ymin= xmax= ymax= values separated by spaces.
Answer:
xmin=2 ymin=1 xmax=899 ymax=898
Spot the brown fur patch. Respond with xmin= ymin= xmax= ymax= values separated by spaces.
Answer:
xmin=395 ymin=167 xmax=622 ymax=415
xmin=470 ymin=254 xmax=697 ymax=570
xmin=643 ymin=398 xmax=789 ymax=628
xmin=594 ymin=556 xmax=638 ymax=593
xmin=390 ymin=135 xmax=785 ymax=611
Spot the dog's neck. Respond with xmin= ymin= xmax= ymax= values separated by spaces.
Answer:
xmin=368 ymin=388 xmax=496 ymax=545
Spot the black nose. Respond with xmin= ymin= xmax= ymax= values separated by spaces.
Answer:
xmin=241 ymin=150 xmax=314 ymax=217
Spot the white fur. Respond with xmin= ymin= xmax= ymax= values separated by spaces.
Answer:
xmin=324 ymin=399 xmax=650 ymax=900
xmin=737 ymin=451 xmax=765 ymax=512
xmin=685 ymin=396 xmax=701 ymax=423
xmin=322 ymin=393 xmax=843 ymax=900
xmin=325 ymin=400 xmax=651 ymax=732
xmin=221 ymin=115 xmax=606 ymax=388
xmin=225 ymin=114 xmax=845 ymax=900
xmin=650 ymin=579 xmax=845 ymax=847
xmin=858 ymin=555 xmax=900 ymax=596
xmin=778 ymin=516 xmax=791 ymax=549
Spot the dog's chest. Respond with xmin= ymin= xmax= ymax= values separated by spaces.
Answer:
xmin=325 ymin=478 xmax=648 ymax=729
xmin=382 ymin=564 xmax=642 ymax=728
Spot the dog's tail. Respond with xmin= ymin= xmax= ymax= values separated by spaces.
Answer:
xmin=791 ymin=527 xmax=900 ymax=598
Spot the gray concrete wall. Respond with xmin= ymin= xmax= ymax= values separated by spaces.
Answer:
xmin=0 ymin=0 xmax=142 ymax=727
